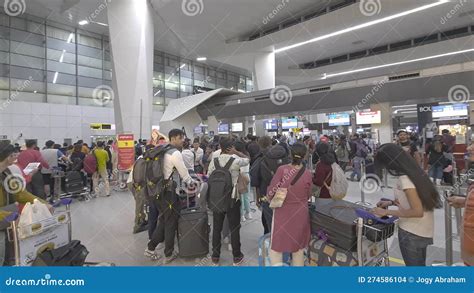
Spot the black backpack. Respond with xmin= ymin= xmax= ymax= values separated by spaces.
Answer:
xmin=207 ymin=157 xmax=235 ymax=213
xmin=260 ymin=146 xmax=290 ymax=186
xmin=132 ymin=144 xmax=176 ymax=200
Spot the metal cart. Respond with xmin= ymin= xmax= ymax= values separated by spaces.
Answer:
xmin=6 ymin=198 xmax=73 ymax=266
xmin=355 ymin=209 xmax=398 ymax=267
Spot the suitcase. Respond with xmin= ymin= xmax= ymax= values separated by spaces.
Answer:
xmin=307 ymin=236 xmax=384 ymax=266
xmin=309 ymin=198 xmax=363 ymax=251
xmin=32 ymin=240 xmax=89 ymax=266
xmin=177 ymin=194 xmax=210 ymax=258
xmin=63 ymin=171 xmax=85 ymax=194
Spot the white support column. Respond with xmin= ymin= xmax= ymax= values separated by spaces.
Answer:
xmin=253 ymin=49 xmax=275 ymax=90
xmin=107 ymin=0 xmax=154 ymax=140
xmin=371 ymin=103 xmax=393 ymax=144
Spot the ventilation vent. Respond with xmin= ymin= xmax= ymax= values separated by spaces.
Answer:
xmin=255 ymin=97 xmax=270 ymax=101
xmin=388 ymin=72 xmax=420 ymax=81
xmin=309 ymin=86 xmax=331 ymax=93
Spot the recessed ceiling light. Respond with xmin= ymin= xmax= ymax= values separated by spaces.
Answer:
xmin=196 ymin=57 xmax=207 ymax=61
xmin=78 ymin=20 xmax=89 ymax=26
xmin=275 ymin=1 xmax=448 ymax=53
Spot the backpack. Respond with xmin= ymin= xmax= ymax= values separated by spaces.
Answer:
xmin=334 ymin=144 xmax=346 ymax=159
xmin=207 ymin=157 xmax=235 ymax=213
xmin=70 ymin=157 xmax=83 ymax=172
xmin=260 ymin=146 xmax=290 ymax=185
xmin=132 ymin=144 xmax=176 ymax=200
xmin=324 ymin=163 xmax=348 ymax=200
xmin=83 ymin=151 xmax=97 ymax=175
xmin=355 ymin=141 xmax=369 ymax=159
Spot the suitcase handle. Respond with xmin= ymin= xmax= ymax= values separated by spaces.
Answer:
xmin=355 ymin=208 xmax=398 ymax=224
xmin=5 ymin=211 xmax=19 ymax=223
xmin=52 ymin=198 xmax=73 ymax=208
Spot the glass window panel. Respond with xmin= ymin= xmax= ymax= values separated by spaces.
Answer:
xmin=154 ymin=52 xmax=163 ymax=64
xmin=47 ymin=94 xmax=75 ymax=105
xmin=0 ymin=38 xmax=9 ymax=52
xmin=166 ymin=55 xmax=178 ymax=67
xmin=194 ymin=65 xmax=204 ymax=74
xmin=194 ymin=73 xmax=205 ymax=82
xmin=47 ymin=83 xmax=76 ymax=96
xmin=180 ymin=59 xmax=192 ymax=71
xmin=217 ymin=71 xmax=225 ymax=79
xmin=10 ymin=53 xmax=45 ymax=69
xmin=11 ymin=91 xmax=46 ymax=103
xmin=180 ymin=70 xmax=192 ymax=79
xmin=78 ymin=55 xmax=102 ymax=69
xmin=165 ymin=81 xmax=179 ymax=91
xmin=11 ymin=29 xmax=44 ymax=47
xmin=104 ymin=60 xmax=111 ymax=70
xmin=47 ymin=26 xmax=75 ymax=42
xmin=47 ymin=71 xmax=76 ymax=85
xmin=208 ymin=69 xmax=216 ymax=77
xmin=78 ymin=86 xmax=94 ymax=98
xmin=10 ymin=66 xmax=44 ymax=81
xmin=165 ymin=90 xmax=178 ymax=99
xmin=180 ymin=84 xmax=192 ymax=93
xmin=103 ymin=70 xmax=112 ymax=81
xmin=47 ymin=60 xmax=76 ymax=75
xmin=77 ymin=45 xmax=102 ymax=59
xmin=153 ymin=63 xmax=164 ymax=72
xmin=78 ymin=76 xmax=103 ymax=88
xmin=11 ymin=42 xmax=45 ymax=58
xmin=0 ymin=77 xmax=8 ymax=89
xmin=180 ymin=76 xmax=192 ymax=86
xmin=46 ymin=37 xmax=76 ymax=53
xmin=10 ymin=78 xmax=45 ymax=93
xmin=0 ymin=51 xmax=9 ymax=64
xmin=164 ymin=73 xmax=178 ymax=83
xmin=78 ymin=65 xmax=102 ymax=79
xmin=46 ymin=48 xmax=75 ymax=64
xmin=153 ymin=71 xmax=164 ymax=81
xmin=0 ymin=15 xmax=8 ymax=27
xmin=11 ymin=18 xmax=45 ymax=35
xmin=153 ymin=79 xmax=164 ymax=89
xmin=78 ymin=34 xmax=102 ymax=49
xmin=0 ymin=89 xmax=9 ymax=99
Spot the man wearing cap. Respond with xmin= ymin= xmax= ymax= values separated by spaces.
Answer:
xmin=0 ymin=141 xmax=50 ymax=265
xmin=397 ymin=130 xmax=422 ymax=167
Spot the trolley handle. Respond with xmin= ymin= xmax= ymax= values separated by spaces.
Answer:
xmin=52 ymin=198 xmax=73 ymax=208
xmin=355 ymin=208 xmax=398 ymax=224
xmin=5 ymin=211 xmax=19 ymax=223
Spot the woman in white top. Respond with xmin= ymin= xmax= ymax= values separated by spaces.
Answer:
xmin=235 ymin=141 xmax=252 ymax=222
xmin=372 ymin=143 xmax=441 ymax=266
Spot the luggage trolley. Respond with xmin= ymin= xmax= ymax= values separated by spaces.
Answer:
xmin=52 ymin=168 xmax=91 ymax=202
xmin=355 ymin=209 xmax=398 ymax=266
xmin=6 ymin=199 xmax=73 ymax=266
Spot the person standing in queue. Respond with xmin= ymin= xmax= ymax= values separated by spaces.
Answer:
xmin=397 ymin=130 xmax=422 ymax=167
xmin=266 ymin=142 xmax=312 ymax=266
xmin=145 ymin=129 xmax=198 ymax=264
xmin=372 ymin=143 xmax=440 ymax=266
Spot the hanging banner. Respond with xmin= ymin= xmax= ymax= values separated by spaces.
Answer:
xmin=117 ymin=134 xmax=135 ymax=171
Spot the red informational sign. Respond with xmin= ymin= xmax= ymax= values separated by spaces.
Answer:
xmin=117 ymin=134 xmax=135 ymax=171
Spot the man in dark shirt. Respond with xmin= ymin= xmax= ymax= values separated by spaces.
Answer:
xmin=397 ymin=130 xmax=421 ymax=167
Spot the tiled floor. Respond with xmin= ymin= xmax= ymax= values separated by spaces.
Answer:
xmin=69 ymin=175 xmax=465 ymax=266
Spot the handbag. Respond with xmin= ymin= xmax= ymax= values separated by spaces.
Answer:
xmin=269 ymin=167 xmax=306 ymax=209
xmin=237 ymin=173 xmax=250 ymax=194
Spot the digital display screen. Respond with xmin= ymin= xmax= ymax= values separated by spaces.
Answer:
xmin=231 ymin=123 xmax=243 ymax=132
xmin=281 ymin=118 xmax=298 ymax=129
xmin=218 ymin=124 xmax=229 ymax=134
xmin=432 ymin=104 xmax=468 ymax=121
xmin=356 ymin=111 xmax=381 ymax=124
xmin=264 ymin=119 xmax=278 ymax=130
xmin=194 ymin=126 xmax=202 ymax=134
xmin=328 ymin=113 xmax=351 ymax=126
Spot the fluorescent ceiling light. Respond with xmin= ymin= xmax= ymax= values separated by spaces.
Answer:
xmin=196 ymin=57 xmax=207 ymax=61
xmin=275 ymin=1 xmax=448 ymax=53
xmin=52 ymin=72 xmax=58 ymax=84
xmin=154 ymin=90 xmax=161 ymax=97
xmin=91 ymin=21 xmax=108 ymax=27
xmin=78 ymin=20 xmax=89 ymax=26
xmin=66 ymin=33 xmax=74 ymax=44
xmin=179 ymin=64 xmax=186 ymax=69
xmin=322 ymin=48 xmax=474 ymax=79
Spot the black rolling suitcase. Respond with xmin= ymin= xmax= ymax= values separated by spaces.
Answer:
xmin=309 ymin=198 xmax=363 ymax=251
xmin=178 ymin=195 xmax=210 ymax=258
xmin=64 ymin=171 xmax=85 ymax=194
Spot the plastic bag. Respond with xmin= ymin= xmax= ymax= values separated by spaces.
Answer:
xmin=18 ymin=199 xmax=52 ymax=228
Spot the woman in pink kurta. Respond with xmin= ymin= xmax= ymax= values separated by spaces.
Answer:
xmin=267 ymin=142 xmax=312 ymax=266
